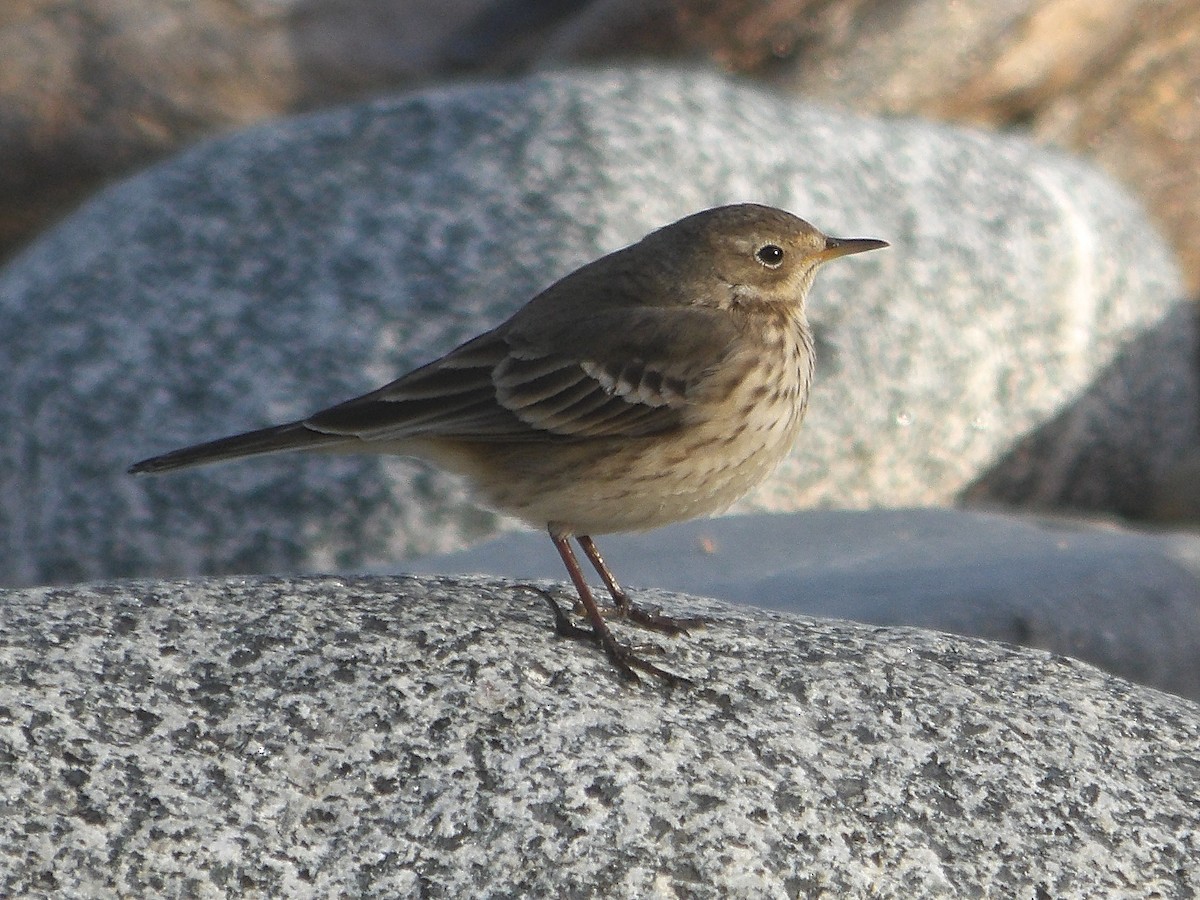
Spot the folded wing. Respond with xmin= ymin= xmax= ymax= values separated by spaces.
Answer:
xmin=307 ymin=308 xmax=738 ymax=443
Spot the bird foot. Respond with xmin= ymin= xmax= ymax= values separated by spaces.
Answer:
xmin=523 ymin=586 xmax=691 ymax=686
xmin=623 ymin=604 xmax=710 ymax=636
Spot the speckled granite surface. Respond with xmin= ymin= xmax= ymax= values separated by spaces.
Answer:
xmin=3 ymin=575 xmax=1197 ymax=897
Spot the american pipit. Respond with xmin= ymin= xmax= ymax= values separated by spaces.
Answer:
xmin=130 ymin=204 xmax=887 ymax=683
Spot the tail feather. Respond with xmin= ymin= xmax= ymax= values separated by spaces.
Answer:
xmin=128 ymin=421 xmax=346 ymax=475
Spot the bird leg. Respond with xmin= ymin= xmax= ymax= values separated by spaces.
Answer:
xmin=576 ymin=535 xmax=710 ymax=635
xmin=548 ymin=533 xmax=687 ymax=685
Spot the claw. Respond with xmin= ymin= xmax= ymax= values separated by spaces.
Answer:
xmin=516 ymin=583 xmax=690 ymax=687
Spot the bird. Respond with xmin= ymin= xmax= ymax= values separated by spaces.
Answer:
xmin=129 ymin=203 xmax=888 ymax=684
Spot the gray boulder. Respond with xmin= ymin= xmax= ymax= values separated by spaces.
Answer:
xmin=1 ymin=575 xmax=1197 ymax=897
xmin=0 ymin=68 xmax=1193 ymax=586
xmin=413 ymin=507 xmax=1200 ymax=700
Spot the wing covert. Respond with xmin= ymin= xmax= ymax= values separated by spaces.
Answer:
xmin=306 ymin=307 xmax=740 ymax=442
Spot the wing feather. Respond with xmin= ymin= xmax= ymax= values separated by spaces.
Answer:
xmin=306 ymin=307 xmax=740 ymax=443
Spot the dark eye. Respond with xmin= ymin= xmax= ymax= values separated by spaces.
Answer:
xmin=755 ymin=244 xmax=784 ymax=268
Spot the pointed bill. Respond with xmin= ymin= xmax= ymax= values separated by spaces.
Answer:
xmin=817 ymin=235 xmax=889 ymax=262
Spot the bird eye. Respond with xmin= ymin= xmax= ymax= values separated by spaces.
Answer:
xmin=755 ymin=244 xmax=784 ymax=268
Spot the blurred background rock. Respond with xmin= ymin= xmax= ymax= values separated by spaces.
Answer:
xmin=3 ymin=0 xmax=1200 ymax=295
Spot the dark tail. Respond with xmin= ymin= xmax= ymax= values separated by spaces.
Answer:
xmin=128 ymin=421 xmax=347 ymax=475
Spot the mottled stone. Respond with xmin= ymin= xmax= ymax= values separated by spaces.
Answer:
xmin=0 ymin=69 xmax=1193 ymax=587
xmin=0 ymin=0 xmax=511 ymax=262
xmin=1 ymin=575 xmax=1197 ymax=896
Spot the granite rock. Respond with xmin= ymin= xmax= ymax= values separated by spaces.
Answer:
xmin=0 ymin=68 xmax=1193 ymax=587
xmin=0 ymin=0 xmax=510 ymax=263
xmin=414 ymin=507 xmax=1200 ymax=700
xmin=1 ymin=575 xmax=1197 ymax=897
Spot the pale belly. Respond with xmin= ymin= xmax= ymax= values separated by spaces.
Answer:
xmin=415 ymin=385 xmax=807 ymax=537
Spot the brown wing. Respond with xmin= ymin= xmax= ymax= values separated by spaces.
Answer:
xmin=306 ymin=307 xmax=739 ymax=442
